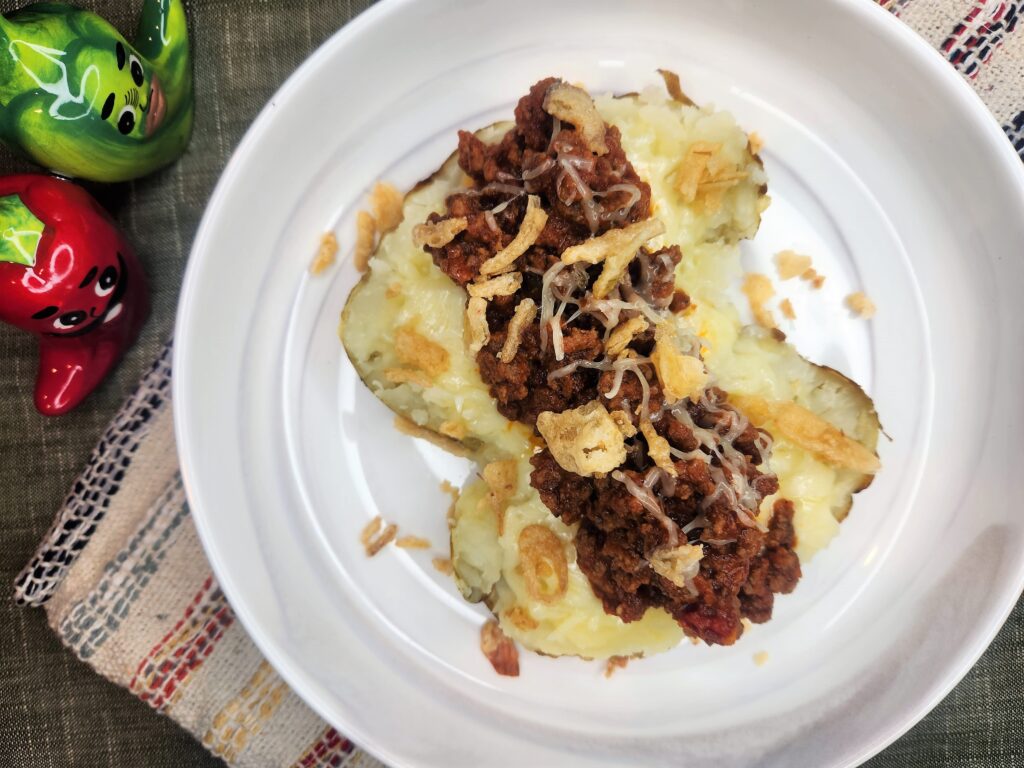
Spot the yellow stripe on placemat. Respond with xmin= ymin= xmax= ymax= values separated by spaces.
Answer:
xmin=203 ymin=661 xmax=290 ymax=762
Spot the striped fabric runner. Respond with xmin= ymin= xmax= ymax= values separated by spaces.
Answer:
xmin=13 ymin=2 xmax=1023 ymax=766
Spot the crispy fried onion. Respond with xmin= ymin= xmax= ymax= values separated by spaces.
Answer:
xmin=467 ymin=271 xmax=523 ymax=299
xmin=728 ymin=393 xmax=880 ymax=474
xmin=384 ymin=367 xmax=431 ymax=387
xmin=610 ymin=409 xmax=637 ymax=437
xmin=412 ymin=216 xmax=467 ymax=248
xmin=650 ymin=323 xmax=707 ymax=402
xmin=605 ymin=315 xmax=649 ymax=357
xmin=640 ymin=420 xmax=677 ymax=477
xmin=648 ymin=542 xmax=703 ymax=595
xmin=483 ymin=459 xmax=518 ymax=535
xmin=354 ymin=210 xmax=377 ymax=272
xmin=310 ymin=232 xmax=338 ymax=275
xmin=542 ymin=82 xmax=609 ymax=155
xmin=657 ymin=68 xmax=696 ymax=106
xmin=480 ymin=620 xmax=520 ymax=676
xmin=560 ymin=218 xmax=665 ymax=299
xmin=536 ymin=401 xmax=626 ymax=477
xmin=360 ymin=516 xmax=397 ymax=556
xmin=479 ymin=194 xmax=547 ymax=276
xmin=504 ymin=605 xmax=539 ymax=631
xmin=466 ymin=296 xmax=490 ymax=353
xmin=518 ymin=524 xmax=569 ymax=603
xmin=498 ymin=297 xmax=537 ymax=363
xmin=676 ymin=141 xmax=749 ymax=213
xmin=395 ymin=323 xmax=449 ymax=377
xmin=370 ymin=181 xmax=404 ymax=233
xmin=774 ymin=249 xmax=812 ymax=280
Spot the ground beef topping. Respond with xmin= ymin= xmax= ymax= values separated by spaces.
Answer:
xmin=418 ymin=78 xmax=800 ymax=646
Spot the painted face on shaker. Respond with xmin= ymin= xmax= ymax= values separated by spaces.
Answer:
xmin=97 ymin=41 xmax=151 ymax=137
xmin=0 ymin=0 xmax=191 ymax=182
xmin=26 ymin=252 xmax=128 ymax=337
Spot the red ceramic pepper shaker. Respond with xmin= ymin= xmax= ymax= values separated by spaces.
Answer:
xmin=0 ymin=175 xmax=149 ymax=415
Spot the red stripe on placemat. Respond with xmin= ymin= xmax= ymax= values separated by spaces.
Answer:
xmin=129 ymin=574 xmax=235 ymax=711
xmin=294 ymin=726 xmax=356 ymax=768
xmin=941 ymin=1 xmax=1020 ymax=78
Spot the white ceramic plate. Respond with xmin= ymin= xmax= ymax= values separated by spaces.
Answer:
xmin=174 ymin=1 xmax=1024 ymax=765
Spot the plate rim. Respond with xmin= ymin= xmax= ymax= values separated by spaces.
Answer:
xmin=173 ymin=1 xmax=1024 ymax=765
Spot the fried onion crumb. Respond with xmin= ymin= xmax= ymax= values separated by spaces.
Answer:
xmin=657 ymin=68 xmax=695 ymax=106
xmin=774 ymin=250 xmax=812 ymax=280
xmin=354 ymin=210 xmax=377 ymax=272
xmin=310 ymin=232 xmax=338 ymax=275
xmin=779 ymin=298 xmax=796 ymax=320
xmin=432 ymin=557 xmax=453 ymax=575
xmin=361 ymin=516 xmax=397 ymax=557
xmin=370 ymin=182 xmax=404 ymax=234
xmin=604 ymin=655 xmax=630 ymax=678
xmin=395 ymin=535 xmax=431 ymax=550
xmin=412 ymin=217 xmax=467 ymax=248
xmin=748 ymin=131 xmax=765 ymax=155
xmin=845 ymin=291 xmax=876 ymax=318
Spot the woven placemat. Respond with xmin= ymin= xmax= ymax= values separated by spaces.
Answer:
xmin=9 ymin=1 xmax=1024 ymax=766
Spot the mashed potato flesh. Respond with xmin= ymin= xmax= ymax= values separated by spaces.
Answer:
xmin=342 ymin=91 xmax=878 ymax=658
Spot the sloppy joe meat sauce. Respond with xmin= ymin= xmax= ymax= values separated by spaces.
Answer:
xmin=421 ymin=79 xmax=800 ymax=646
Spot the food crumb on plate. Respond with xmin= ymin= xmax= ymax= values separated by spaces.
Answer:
xmin=800 ymin=267 xmax=826 ymax=289
xmin=779 ymin=298 xmax=796 ymax=320
xmin=753 ymin=650 xmax=770 ymax=667
xmin=432 ymin=557 xmax=453 ymax=575
xmin=480 ymin=620 xmax=520 ymax=677
xmin=604 ymin=655 xmax=630 ymax=678
xmin=774 ymin=249 xmax=812 ymax=280
xmin=845 ymin=291 xmax=876 ymax=318
xmin=360 ymin=516 xmax=397 ymax=557
xmin=309 ymin=232 xmax=338 ymax=275
xmin=395 ymin=535 xmax=431 ymax=549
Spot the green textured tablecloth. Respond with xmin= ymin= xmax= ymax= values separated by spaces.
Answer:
xmin=0 ymin=1 xmax=1020 ymax=766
